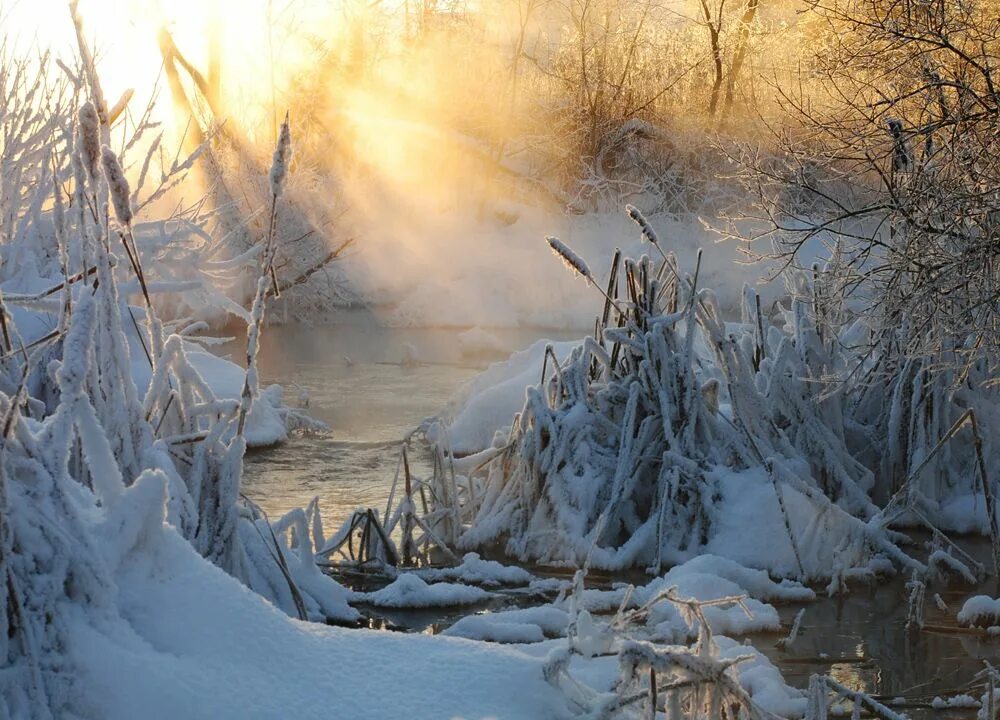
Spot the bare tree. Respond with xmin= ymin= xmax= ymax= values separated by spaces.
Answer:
xmin=735 ymin=0 xmax=1000 ymax=370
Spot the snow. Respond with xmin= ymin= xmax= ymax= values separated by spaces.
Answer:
xmin=8 ymin=25 xmax=992 ymax=717
xmin=662 ymin=554 xmax=816 ymax=603
xmin=132 ymin=339 xmax=295 ymax=447
xmin=436 ymin=338 xmax=581 ymax=454
xmin=417 ymin=552 xmax=536 ymax=586
xmin=7 ymin=292 xmax=303 ymax=449
xmin=71 ymin=528 xmax=566 ymax=720
xmin=932 ymin=695 xmax=981 ymax=709
xmin=444 ymin=606 xmax=570 ymax=643
xmin=716 ymin=637 xmax=808 ymax=718
xmin=445 ymin=555 xmax=811 ymax=652
xmin=360 ymin=573 xmax=494 ymax=608
xmin=636 ymin=557 xmax=808 ymax=638
xmin=957 ymin=595 xmax=1000 ymax=628
xmin=71 ymin=522 xmax=811 ymax=718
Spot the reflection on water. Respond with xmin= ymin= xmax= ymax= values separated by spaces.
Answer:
xmin=763 ymin=541 xmax=1000 ymax=715
xmin=224 ymin=317 xmax=1000 ymax=712
xmin=220 ymin=311 xmax=582 ymax=529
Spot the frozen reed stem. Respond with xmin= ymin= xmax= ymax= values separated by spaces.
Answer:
xmin=239 ymin=112 xmax=294 ymax=435
xmin=263 ymin=112 xmax=292 ymax=297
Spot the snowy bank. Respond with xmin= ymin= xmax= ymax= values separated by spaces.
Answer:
xmin=71 ymin=527 xmax=565 ymax=719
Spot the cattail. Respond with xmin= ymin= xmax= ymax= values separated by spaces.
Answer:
xmin=546 ymin=236 xmax=593 ymax=282
xmin=78 ymin=102 xmax=101 ymax=183
xmin=625 ymin=204 xmax=659 ymax=245
xmin=101 ymin=146 xmax=133 ymax=226
xmin=269 ymin=113 xmax=292 ymax=198
xmin=700 ymin=378 xmax=720 ymax=416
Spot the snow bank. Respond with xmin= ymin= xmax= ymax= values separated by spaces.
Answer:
xmin=436 ymin=338 xmax=581 ymax=454
xmin=132 ymin=340 xmax=296 ymax=447
xmin=932 ymin=695 xmax=981 ymax=709
xmin=73 ymin=528 xmax=566 ymax=719
xmin=444 ymin=606 xmax=570 ymax=643
xmin=716 ymin=637 xmax=808 ymax=718
xmin=638 ymin=556 xmax=812 ymax=639
xmin=441 ymin=555 xmax=811 ymax=649
xmin=662 ymin=554 xmax=816 ymax=603
xmin=360 ymin=573 xmax=494 ymax=608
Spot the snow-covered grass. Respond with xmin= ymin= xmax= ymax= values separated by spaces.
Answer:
xmin=0 ymin=30 xmax=355 ymax=715
xmin=397 ymin=214 xmax=1000 ymax=587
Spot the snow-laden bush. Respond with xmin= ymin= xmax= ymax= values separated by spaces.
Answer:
xmin=396 ymin=207 xmax=999 ymax=582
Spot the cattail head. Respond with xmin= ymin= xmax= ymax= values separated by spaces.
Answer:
xmin=625 ymin=204 xmax=659 ymax=245
xmin=546 ymin=236 xmax=593 ymax=282
xmin=78 ymin=102 xmax=101 ymax=183
xmin=269 ymin=113 xmax=292 ymax=198
xmin=101 ymin=146 xmax=133 ymax=226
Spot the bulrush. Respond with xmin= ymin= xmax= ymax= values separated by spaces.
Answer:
xmin=269 ymin=112 xmax=292 ymax=199
xmin=101 ymin=146 xmax=133 ymax=226
xmin=546 ymin=235 xmax=630 ymax=320
xmin=625 ymin=204 xmax=659 ymax=246
xmin=77 ymin=102 xmax=101 ymax=183
xmin=546 ymin=236 xmax=593 ymax=282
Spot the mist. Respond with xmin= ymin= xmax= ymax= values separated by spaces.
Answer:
xmin=1 ymin=0 xmax=813 ymax=332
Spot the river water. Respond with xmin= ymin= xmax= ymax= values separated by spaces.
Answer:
xmin=225 ymin=313 xmax=581 ymax=527
xmin=225 ymin=317 xmax=1000 ymax=714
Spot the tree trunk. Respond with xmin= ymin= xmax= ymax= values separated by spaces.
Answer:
xmin=700 ymin=0 xmax=726 ymax=116
xmin=723 ymin=0 xmax=761 ymax=116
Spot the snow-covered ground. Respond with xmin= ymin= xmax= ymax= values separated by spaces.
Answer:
xmin=71 ymin=526 xmax=564 ymax=719
xmin=70 ymin=516 xmax=812 ymax=719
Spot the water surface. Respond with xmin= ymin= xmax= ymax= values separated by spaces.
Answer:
xmin=222 ymin=312 xmax=581 ymax=528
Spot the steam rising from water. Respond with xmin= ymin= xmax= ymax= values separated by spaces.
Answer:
xmin=6 ymin=0 xmax=782 ymax=330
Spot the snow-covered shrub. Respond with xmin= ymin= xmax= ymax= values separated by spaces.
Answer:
xmin=395 ymin=206 xmax=998 ymax=583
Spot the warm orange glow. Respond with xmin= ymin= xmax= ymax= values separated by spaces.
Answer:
xmin=3 ymin=0 xmax=335 ymax=135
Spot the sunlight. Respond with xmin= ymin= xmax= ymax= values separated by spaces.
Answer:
xmin=3 ymin=0 xmax=330 ymax=134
